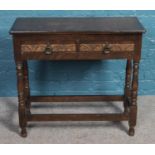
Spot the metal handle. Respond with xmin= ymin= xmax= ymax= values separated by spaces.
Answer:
xmin=44 ymin=43 xmax=52 ymax=55
xmin=102 ymin=42 xmax=111 ymax=54
xmin=76 ymin=39 xmax=80 ymax=53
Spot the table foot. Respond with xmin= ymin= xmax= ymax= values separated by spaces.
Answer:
xmin=128 ymin=127 xmax=135 ymax=136
xmin=20 ymin=128 xmax=27 ymax=137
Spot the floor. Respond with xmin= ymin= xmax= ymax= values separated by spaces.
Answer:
xmin=0 ymin=96 xmax=154 ymax=144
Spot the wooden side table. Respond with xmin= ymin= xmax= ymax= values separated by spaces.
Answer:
xmin=10 ymin=17 xmax=145 ymax=137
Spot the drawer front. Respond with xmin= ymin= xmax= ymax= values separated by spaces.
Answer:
xmin=21 ymin=42 xmax=134 ymax=53
xmin=19 ymin=34 xmax=136 ymax=60
xmin=21 ymin=44 xmax=76 ymax=53
xmin=80 ymin=43 xmax=134 ymax=52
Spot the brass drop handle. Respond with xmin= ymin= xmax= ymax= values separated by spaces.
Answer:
xmin=76 ymin=39 xmax=80 ymax=53
xmin=44 ymin=43 xmax=53 ymax=55
xmin=102 ymin=42 xmax=111 ymax=54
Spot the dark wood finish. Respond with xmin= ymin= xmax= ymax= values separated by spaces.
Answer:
xmin=123 ymin=60 xmax=132 ymax=113
xmin=10 ymin=17 xmax=145 ymax=137
xmin=28 ymin=113 xmax=129 ymax=122
xmin=129 ymin=61 xmax=139 ymax=136
xmin=10 ymin=17 xmax=145 ymax=34
xmin=30 ymin=95 xmax=123 ymax=102
xmin=16 ymin=62 xmax=27 ymax=137
xmin=12 ymin=34 xmax=136 ymax=60
xmin=23 ymin=61 xmax=31 ymax=115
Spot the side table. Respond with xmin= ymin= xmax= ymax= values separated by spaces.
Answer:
xmin=10 ymin=17 xmax=145 ymax=137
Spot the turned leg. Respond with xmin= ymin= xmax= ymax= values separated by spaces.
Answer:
xmin=23 ymin=61 xmax=31 ymax=115
xmin=16 ymin=62 xmax=27 ymax=137
xmin=124 ymin=59 xmax=132 ymax=113
xmin=128 ymin=61 xmax=139 ymax=136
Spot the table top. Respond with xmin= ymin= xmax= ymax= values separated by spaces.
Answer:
xmin=10 ymin=17 xmax=145 ymax=34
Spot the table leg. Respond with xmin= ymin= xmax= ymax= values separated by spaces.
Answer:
xmin=23 ymin=61 xmax=31 ymax=115
xmin=128 ymin=61 xmax=139 ymax=136
xmin=124 ymin=60 xmax=132 ymax=113
xmin=16 ymin=62 xmax=27 ymax=137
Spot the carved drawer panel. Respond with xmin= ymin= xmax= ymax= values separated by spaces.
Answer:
xmin=21 ymin=43 xmax=134 ymax=53
xmin=80 ymin=43 xmax=135 ymax=52
xmin=21 ymin=44 xmax=76 ymax=53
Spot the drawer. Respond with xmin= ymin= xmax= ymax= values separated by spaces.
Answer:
xmin=80 ymin=43 xmax=134 ymax=53
xmin=18 ymin=34 xmax=136 ymax=60
xmin=21 ymin=43 xmax=76 ymax=54
xmin=21 ymin=42 xmax=135 ymax=54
